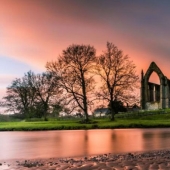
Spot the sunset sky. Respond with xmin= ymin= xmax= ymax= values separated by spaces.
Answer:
xmin=1 ymin=0 xmax=170 ymax=100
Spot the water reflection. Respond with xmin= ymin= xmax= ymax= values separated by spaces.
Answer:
xmin=0 ymin=129 xmax=170 ymax=159
xmin=142 ymin=129 xmax=170 ymax=150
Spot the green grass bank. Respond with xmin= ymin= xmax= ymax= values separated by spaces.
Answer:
xmin=1 ymin=110 xmax=170 ymax=131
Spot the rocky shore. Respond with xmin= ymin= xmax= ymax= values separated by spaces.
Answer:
xmin=1 ymin=150 xmax=170 ymax=169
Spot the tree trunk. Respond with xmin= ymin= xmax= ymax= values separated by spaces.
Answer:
xmin=83 ymin=104 xmax=89 ymax=122
xmin=110 ymin=93 xmax=115 ymax=121
xmin=81 ymin=71 xmax=89 ymax=122
xmin=110 ymin=106 xmax=115 ymax=121
xmin=43 ymin=103 xmax=48 ymax=121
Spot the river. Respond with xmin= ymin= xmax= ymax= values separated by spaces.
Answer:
xmin=1 ymin=128 xmax=170 ymax=160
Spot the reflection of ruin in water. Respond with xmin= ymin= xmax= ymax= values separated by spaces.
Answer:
xmin=141 ymin=62 xmax=170 ymax=110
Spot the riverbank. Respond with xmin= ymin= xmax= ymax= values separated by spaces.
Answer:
xmin=1 ymin=111 xmax=170 ymax=131
xmin=1 ymin=150 xmax=170 ymax=169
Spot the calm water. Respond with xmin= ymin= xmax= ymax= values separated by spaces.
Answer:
xmin=1 ymin=129 xmax=170 ymax=160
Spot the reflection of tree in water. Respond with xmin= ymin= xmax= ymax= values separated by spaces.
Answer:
xmin=111 ymin=133 xmax=116 ymax=139
xmin=142 ymin=132 xmax=156 ymax=150
xmin=143 ymin=132 xmax=154 ymax=139
xmin=110 ymin=130 xmax=145 ymax=153
xmin=84 ymin=130 xmax=88 ymax=141
xmin=83 ymin=130 xmax=89 ymax=156
xmin=110 ymin=131 xmax=123 ymax=153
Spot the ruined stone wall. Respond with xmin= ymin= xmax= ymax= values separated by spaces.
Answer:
xmin=145 ymin=102 xmax=160 ymax=110
xmin=141 ymin=62 xmax=170 ymax=110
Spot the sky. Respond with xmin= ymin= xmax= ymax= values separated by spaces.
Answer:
xmin=1 ymin=0 xmax=170 ymax=100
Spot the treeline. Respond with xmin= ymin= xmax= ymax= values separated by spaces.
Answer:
xmin=0 ymin=71 xmax=63 ymax=120
xmin=0 ymin=42 xmax=139 ymax=121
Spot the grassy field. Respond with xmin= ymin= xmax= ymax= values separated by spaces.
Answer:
xmin=1 ymin=110 xmax=170 ymax=131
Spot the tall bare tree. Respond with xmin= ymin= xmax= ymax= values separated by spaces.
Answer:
xmin=46 ymin=44 xmax=96 ymax=122
xmin=95 ymin=42 xmax=139 ymax=120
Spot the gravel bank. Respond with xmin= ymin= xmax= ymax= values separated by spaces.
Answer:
xmin=1 ymin=150 xmax=170 ymax=169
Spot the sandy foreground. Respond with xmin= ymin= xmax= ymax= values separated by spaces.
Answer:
xmin=1 ymin=150 xmax=170 ymax=170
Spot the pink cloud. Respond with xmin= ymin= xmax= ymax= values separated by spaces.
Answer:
xmin=1 ymin=0 xmax=170 ymax=85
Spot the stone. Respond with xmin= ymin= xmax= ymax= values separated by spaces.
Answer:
xmin=141 ymin=62 xmax=170 ymax=110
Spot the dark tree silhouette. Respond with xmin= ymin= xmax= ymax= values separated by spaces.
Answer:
xmin=95 ymin=42 xmax=139 ymax=120
xmin=33 ymin=72 xmax=62 ymax=120
xmin=1 ymin=71 xmax=62 ymax=119
xmin=46 ymin=44 xmax=96 ymax=122
xmin=0 ymin=71 xmax=37 ymax=116
xmin=108 ymin=100 xmax=127 ymax=114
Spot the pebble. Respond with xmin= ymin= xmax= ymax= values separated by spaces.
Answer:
xmin=1 ymin=150 xmax=170 ymax=169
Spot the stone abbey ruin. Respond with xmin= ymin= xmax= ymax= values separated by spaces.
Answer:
xmin=141 ymin=62 xmax=170 ymax=110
